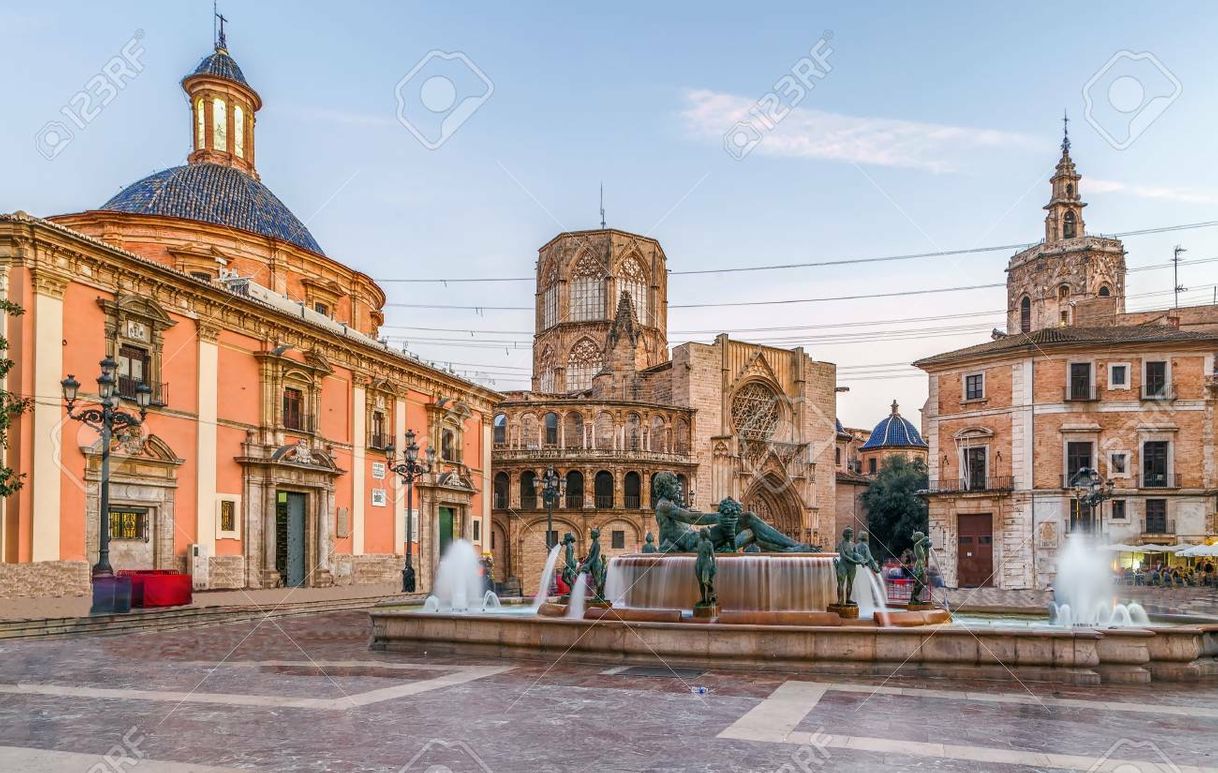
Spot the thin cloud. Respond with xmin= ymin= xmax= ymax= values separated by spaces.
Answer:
xmin=1089 ymin=178 xmax=1218 ymax=206
xmin=681 ymin=88 xmax=1038 ymax=172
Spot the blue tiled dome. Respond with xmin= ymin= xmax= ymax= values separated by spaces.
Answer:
xmin=188 ymin=49 xmax=249 ymax=87
xmin=860 ymin=401 xmax=927 ymax=450
xmin=101 ymin=164 xmax=324 ymax=255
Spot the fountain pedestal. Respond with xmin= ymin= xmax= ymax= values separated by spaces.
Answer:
xmin=906 ymin=601 xmax=935 ymax=611
xmin=692 ymin=604 xmax=720 ymax=620
xmin=828 ymin=603 xmax=860 ymax=619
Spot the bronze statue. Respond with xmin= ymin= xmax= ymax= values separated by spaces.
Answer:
xmin=641 ymin=532 xmax=658 ymax=553
xmin=910 ymin=531 xmax=932 ymax=605
xmin=854 ymin=530 xmax=881 ymax=574
xmin=560 ymin=532 xmax=578 ymax=591
xmin=694 ymin=527 xmax=717 ymax=609
xmin=833 ymin=527 xmax=865 ymax=607
xmin=578 ymin=528 xmax=608 ymax=603
xmin=652 ymin=472 xmax=817 ymax=553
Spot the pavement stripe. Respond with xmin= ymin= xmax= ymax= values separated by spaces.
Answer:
xmin=0 ymin=745 xmax=246 ymax=772
xmin=719 ymin=681 xmax=827 ymax=743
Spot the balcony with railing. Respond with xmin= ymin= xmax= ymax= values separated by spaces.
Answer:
xmin=282 ymin=413 xmax=316 ymax=434
xmin=925 ymin=476 xmax=1015 ymax=494
xmin=493 ymin=446 xmax=693 ymax=465
xmin=367 ymin=431 xmax=392 ymax=451
xmin=117 ymin=376 xmax=168 ymax=407
xmin=1140 ymin=472 xmax=1181 ymax=489
xmin=624 ymin=495 xmax=641 ymax=509
xmin=520 ymin=494 xmax=539 ymax=510
xmin=564 ymin=494 xmax=584 ymax=509
xmin=1063 ymin=385 xmax=1098 ymax=402
xmin=594 ymin=494 xmax=614 ymax=509
xmin=1142 ymin=518 xmax=1174 ymax=537
xmin=1141 ymin=384 xmax=1176 ymax=401
xmin=493 ymin=492 xmax=508 ymax=509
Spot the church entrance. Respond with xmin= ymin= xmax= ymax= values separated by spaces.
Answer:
xmin=276 ymin=491 xmax=308 ymax=587
xmin=742 ymin=475 xmax=804 ymax=542
xmin=438 ymin=506 xmax=456 ymax=557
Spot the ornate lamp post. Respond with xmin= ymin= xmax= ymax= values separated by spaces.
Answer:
xmin=1068 ymin=467 xmax=1115 ymax=535
xmin=386 ymin=428 xmax=434 ymax=593
xmin=535 ymin=465 xmax=562 ymax=551
xmin=62 ymin=357 xmax=151 ymax=614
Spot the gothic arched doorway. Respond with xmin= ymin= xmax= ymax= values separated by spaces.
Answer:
xmin=741 ymin=474 xmax=804 ymax=542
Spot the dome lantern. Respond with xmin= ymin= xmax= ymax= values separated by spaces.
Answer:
xmin=182 ymin=26 xmax=262 ymax=178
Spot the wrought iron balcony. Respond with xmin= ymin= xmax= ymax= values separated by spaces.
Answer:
xmin=1141 ymin=384 xmax=1176 ymax=401
xmin=564 ymin=494 xmax=584 ymax=509
xmin=1064 ymin=385 xmax=1098 ymax=402
xmin=624 ymin=495 xmax=641 ymax=509
xmin=1140 ymin=472 xmax=1181 ymax=489
xmin=594 ymin=495 xmax=614 ymax=509
xmin=117 ymin=376 xmax=168 ymax=407
xmin=493 ymin=446 xmax=692 ymax=464
xmin=1142 ymin=518 xmax=1174 ymax=536
xmin=367 ymin=431 xmax=392 ymax=450
xmin=520 ymin=495 xmax=539 ymax=510
xmin=925 ymin=476 xmax=1015 ymax=494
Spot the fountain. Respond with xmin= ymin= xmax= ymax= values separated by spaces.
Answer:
xmin=425 ymin=540 xmax=497 ymax=612
xmin=565 ymin=574 xmax=588 ymax=619
xmin=1049 ymin=534 xmax=1150 ymax=627
xmin=850 ymin=568 xmax=888 ymax=619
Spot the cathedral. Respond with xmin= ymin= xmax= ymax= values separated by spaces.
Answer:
xmin=490 ymin=229 xmax=839 ymax=590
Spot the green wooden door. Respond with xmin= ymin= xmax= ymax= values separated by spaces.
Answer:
xmin=276 ymin=491 xmax=307 ymax=587
xmin=439 ymin=507 xmax=455 ymax=557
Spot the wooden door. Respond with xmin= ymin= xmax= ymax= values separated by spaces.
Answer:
xmin=439 ymin=506 xmax=455 ymax=557
xmin=956 ymin=513 xmax=993 ymax=587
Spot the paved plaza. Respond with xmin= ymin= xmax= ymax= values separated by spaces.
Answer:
xmin=0 ymin=609 xmax=1215 ymax=772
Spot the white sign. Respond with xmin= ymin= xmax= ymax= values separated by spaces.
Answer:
xmin=371 ymin=488 xmax=387 ymax=507
xmin=371 ymin=462 xmax=386 ymax=480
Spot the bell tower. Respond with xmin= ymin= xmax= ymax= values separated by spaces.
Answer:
xmin=1005 ymin=115 xmax=1126 ymax=334
xmin=182 ymin=20 xmax=262 ymax=178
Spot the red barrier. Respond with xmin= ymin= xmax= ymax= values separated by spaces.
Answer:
xmin=117 ymin=570 xmax=193 ymax=608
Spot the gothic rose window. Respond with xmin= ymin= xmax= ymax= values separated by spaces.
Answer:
xmin=731 ymin=382 xmax=782 ymax=461
xmin=570 ymin=253 xmax=606 ymax=322
xmin=617 ymin=256 xmax=648 ymax=325
xmin=566 ymin=338 xmax=602 ymax=392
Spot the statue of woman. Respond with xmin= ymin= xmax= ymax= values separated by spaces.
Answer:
xmin=560 ymin=532 xmax=578 ymax=590
xmin=694 ymin=528 xmax=717 ymax=608
xmin=910 ymin=531 xmax=932 ymax=604
xmin=578 ymin=528 xmax=608 ymax=603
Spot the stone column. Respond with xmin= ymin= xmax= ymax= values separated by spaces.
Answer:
xmin=393 ymin=397 xmax=406 ymax=553
xmin=32 ymin=271 xmax=67 ymax=562
xmin=195 ymin=321 xmax=221 ymax=567
xmin=481 ymin=417 xmax=492 ymax=547
xmin=352 ymin=382 xmax=366 ymax=555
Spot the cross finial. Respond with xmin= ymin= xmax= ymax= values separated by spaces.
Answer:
xmin=599 ymin=182 xmax=606 ymax=229
xmin=1061 ymin=109 xmax=1071 ymax=155
xmin=214 ymin=2 xmax=228 ymax=51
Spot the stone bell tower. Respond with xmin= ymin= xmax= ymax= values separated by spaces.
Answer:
xmin=1005 ymin=115 xmax=1126 ymax=333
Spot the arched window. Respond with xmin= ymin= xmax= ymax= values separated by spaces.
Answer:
xmin=625 ymin=413 xmax=642 ymax=450
xmin=441 ymin=428 xmax=459 ymax=462
xmin=624 ymin=471 xmax=642 ymax=509
xmin=540 ymin=262 xmax=559 ymax=330
xmin=1019 ymin=295 xmax=1031 ymax=333
xmin=538 ymin=346 xmax=555 ymax=393
xmin=233 ymin=105 xmax=245 ymax=158
xmin=1066 ymin=183 xmax=1074 ymax=198
xmin=493 ymin=413 xmax=507 ymax=445
xmin=677 ymin=474 xmax=690 ymax=506
xmin=595 ymin=412 xmax=614 ymax=450
xmin=521 ymin=414 xmax=538 ymax=449
xmin=674 ymin=418 xmax=691 ymax=456
xmin=835 ymin=447 xmax=842 ymax=466
xmin=570 ymin=252 xmax=606 ymax=321
xmin=650 ymin=416 xmax=667 ymax=453
xmin=564 ymin=413 xmax=584 ymax=449
xmin=594 ymin=470 xmax=614 ymax=509
xmin=1098 ymin=285 xmax=1111 ymax=297
xmin=520 ymin=471 xmax=537 ymax=509
xmin=543 ymin=412 xmax=559 ymax=446
xmin=1063 ymin=211 xmax=1077 ymax=239
xmin=564 ymin=470 xmax=584 ymax=509
xmin=493 ymin=472 xmax=509 ymax=509
xmin=212 ymin=98 xmax=227 ymax=152
xmin=1058 ymin=284 xmax=1071 ymax=300
xmin=195 ymin=98 xmax=205 ymax=149
xmin=617 ymin=256 xmax=648 ymax=325
xmin=566 ymin=338 xmax=602 ymax=392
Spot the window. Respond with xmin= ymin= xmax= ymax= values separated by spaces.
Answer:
xmin=1059 ymin=284 xmax=1071 ymax=300
xmin=1145 ymin=499 xmax=1168 ymax=533
xmin=538 ymin=347 xmax=555 ymax=393
xmin=190 ymin=270 xmax=212 ymax=282
xmin=835 ymin=447 xmax=842 ymax=466
xmin=564 ymin=470 xmax=584 ymax=509
xmin=1108 ymin=363 xmax=1129 ymax=389
xmin=473 ymin=520 xmax=481 ymax=541
xmin=520 ymin=471 xmax=537 ymax=509
xmin=370 ymin=411 xmax=388 ymax=449
xmin=1144 ymin=361 xmax=1169 ymax=398
xmin=625 ymin=413 xmax=642 ymax=450
xmin=282 ymin=387 xmax=305 ymax=431
xmin=1063 ymin=210 xmax=1077 ymax=239
xmin=624 ymin=471 xmax=641 ymax=509
xmin=1066 ymin=441 xmax=1093 ymax=483
xmin=1019 ymin=295 xmax=1031 ymax=333
xmin=566 ymin=338 xmax=602 ymax=392
xmin=1111 ymin=500 xmax=1126 ymax=521
xmin=109 ymin=507 xmax=147 ymax=541
xmin=1060 ymin=309 xmax=1070 ymax=325
xmin=868 ymin=458 xmax=877 ymax=474
xmin=493 ymin=472 xmax=509 ymax=509
xmin=594 ymin=470 xmax=614 ymax=509
xmin=441 ymin=429 xmax=457 ymax=462
xmin=233 ymin=105 xmax=245 ymax=158
xmin=618 ymin=257 xmax=648 ymax=325
xmin=212 ymin=98 xmax=227 ymax=152
xmin=117 ymin=343 xmax=149 ymax=400
xmin=1068 ymin=363 xmax=1093 ymax=400
xmin=650 ymin=416 xmax=667 ymax=453
xmin=1099 ymin=285 xmax=1111 ymax=297
xmin=570 ymin=253 xmax=605 ymax=322
xmin=195 ymin=98 xmax=205 ymax=149
xmin=313 ymin=302 xmax=329 ymax=317
xmin=544 ymin=412 xmax=559 ymax=446
xmin=964 ymin=372 xmax=985 ymax=401
xmin=493 ymin=414 xmax=507 ymax=445
xmin=564 ymin=413 xmax=584 ymax=449
xmin=1142 ymin=441 xmax=1170 ymax=488
xmin=1108 ymin=451 xmax=1129 ymax=477
xmin=963 ymin=446 xmax=987 ymax=490
xmin=541 ymin=282 xmax=558 ymax=330
xmin=611 ymin=530 xmax=626 ymax=549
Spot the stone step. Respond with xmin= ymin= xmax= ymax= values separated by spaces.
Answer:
xmin=0 ymin=594 xmax=418 ymax=641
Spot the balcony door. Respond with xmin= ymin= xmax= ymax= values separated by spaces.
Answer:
xmin=1069 ymin=363 xmax=1092 ymax=400
xmin=963 ymin=447 xmax=987 ymax=490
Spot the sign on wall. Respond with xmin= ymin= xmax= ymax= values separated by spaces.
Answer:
xmin=372 ymin=462 xmax=386 ymax=480
xmin=371 ymin=488 xmax=387 ymax=507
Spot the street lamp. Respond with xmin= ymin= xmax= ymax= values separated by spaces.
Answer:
xmin=62 ymin=358 xmax=152 ymax=614
xmin=1068 ymin=467 xmax=1115 ymax=535
xmin=534 ymin=465 xmax=563 ymax=595
xmin=386 ymin=428 xmax=435 ymax=593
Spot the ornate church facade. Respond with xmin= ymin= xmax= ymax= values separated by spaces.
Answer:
xmin=0 ymin=36 xmax=497 ymax=597
xmin=491 ymin=229 xmax=839 ymax=590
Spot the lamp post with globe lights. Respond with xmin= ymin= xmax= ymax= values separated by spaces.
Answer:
xmin=61 ymin=357 xmax=151 ymax=613
xmin=386 ymin=428 xmax=435 ymax=593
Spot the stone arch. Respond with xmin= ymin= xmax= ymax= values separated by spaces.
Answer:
xmin=493 ymin=413 xmax=507 ymax=445
xmin=493 ymin=471 xmax=509 ymax=509
xmin=742 ymin=474 xmax=804 ymax=542
xmin=650 ymin=415 xmax=668 ymax=453
xmin=520 ymin=413 xmax=538 ymax=450
xmin=674 ymin=418 xmax=691 ymax=455
xmin=594 ymin=470 xmax=614 ymax=508
xmin=563 ymin=411 xmax=585 ymax=449
xmin=616 ymin=254 xmax=649 ymax=325
xmin=594 ymin=411 xmax=614 ymax=450
xmin=625 ymin=412 xmax=643 ymax=450
xmin=543 ymin=411 xmax=560 ymax=446
xmin=566 ymin=337 xmax=603 ymax=392
xmin=624 ymin=471 xmax=642 ymax=509
xmin=1019 ymin=295 xmax=1031 ymax=332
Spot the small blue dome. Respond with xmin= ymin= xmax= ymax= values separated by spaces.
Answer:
xmin=101 ymin=163 xmax=324 ymax=255
xmin=860 ymin=401 xmax=927 ymax=450
xmin=187 ymin=48 xmax=250 ymax=87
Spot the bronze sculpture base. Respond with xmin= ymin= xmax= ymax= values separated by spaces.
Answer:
xmin=906 ymin=601 xmax=935 ymax=611
xmin=692 ymin=604 xmax=720 ymax=620
xmin=827 ymin=603 xmax=860 ymax=619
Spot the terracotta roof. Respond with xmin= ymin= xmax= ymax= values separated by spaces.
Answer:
xmin=914 ymin=325 xmax=1218 ymax=369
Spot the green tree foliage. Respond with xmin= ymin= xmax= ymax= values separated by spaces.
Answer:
xmin=0 ymin=299 xmax=32 ymax=497
xmin=862 ymin=454 xmax=929 ymax=560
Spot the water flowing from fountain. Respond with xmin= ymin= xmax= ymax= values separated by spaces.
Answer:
xmin=850 ymin=569 xmax=888 ymax=619
xmin=566 ymin=574 xmax=588 ymax=619
xmin=606 ymin=553 xmax=835 ymax=611
xmin=427 ymin=539 xmax=498 ymax=612
xmin=531 ymin=544 xmax=562 ymax=611
xmin=1049 ymin=534 xmax=1146 ymax=627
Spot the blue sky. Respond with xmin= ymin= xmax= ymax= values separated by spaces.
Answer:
xmin=4 ymin=1 xmax=1218 ymax=427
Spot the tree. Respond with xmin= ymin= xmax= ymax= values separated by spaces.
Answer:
xmin=862 ymin=454 xmax=929 ymax=560
xmin=0 ymin=299 xmax=32 ymax=497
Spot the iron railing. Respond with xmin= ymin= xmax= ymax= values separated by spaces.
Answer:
xmin=925 ymin=476 xmax=1015 ymax=494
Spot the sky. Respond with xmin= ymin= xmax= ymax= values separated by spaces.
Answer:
xmin=4 ymin=1 xmax=1218 ymax=428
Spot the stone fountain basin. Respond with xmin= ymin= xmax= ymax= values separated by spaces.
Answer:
xmin=368 ymin=608 xmax=1218 ymax=686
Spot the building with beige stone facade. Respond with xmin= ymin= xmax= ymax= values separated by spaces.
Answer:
xmin=491 ymin=229 xmax=839 ymax=590
xmin=915 ymin=134 xmax=1218 ymax=590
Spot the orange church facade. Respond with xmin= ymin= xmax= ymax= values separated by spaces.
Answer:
xmin=0 ymin=40 xmax=496 ymax=597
